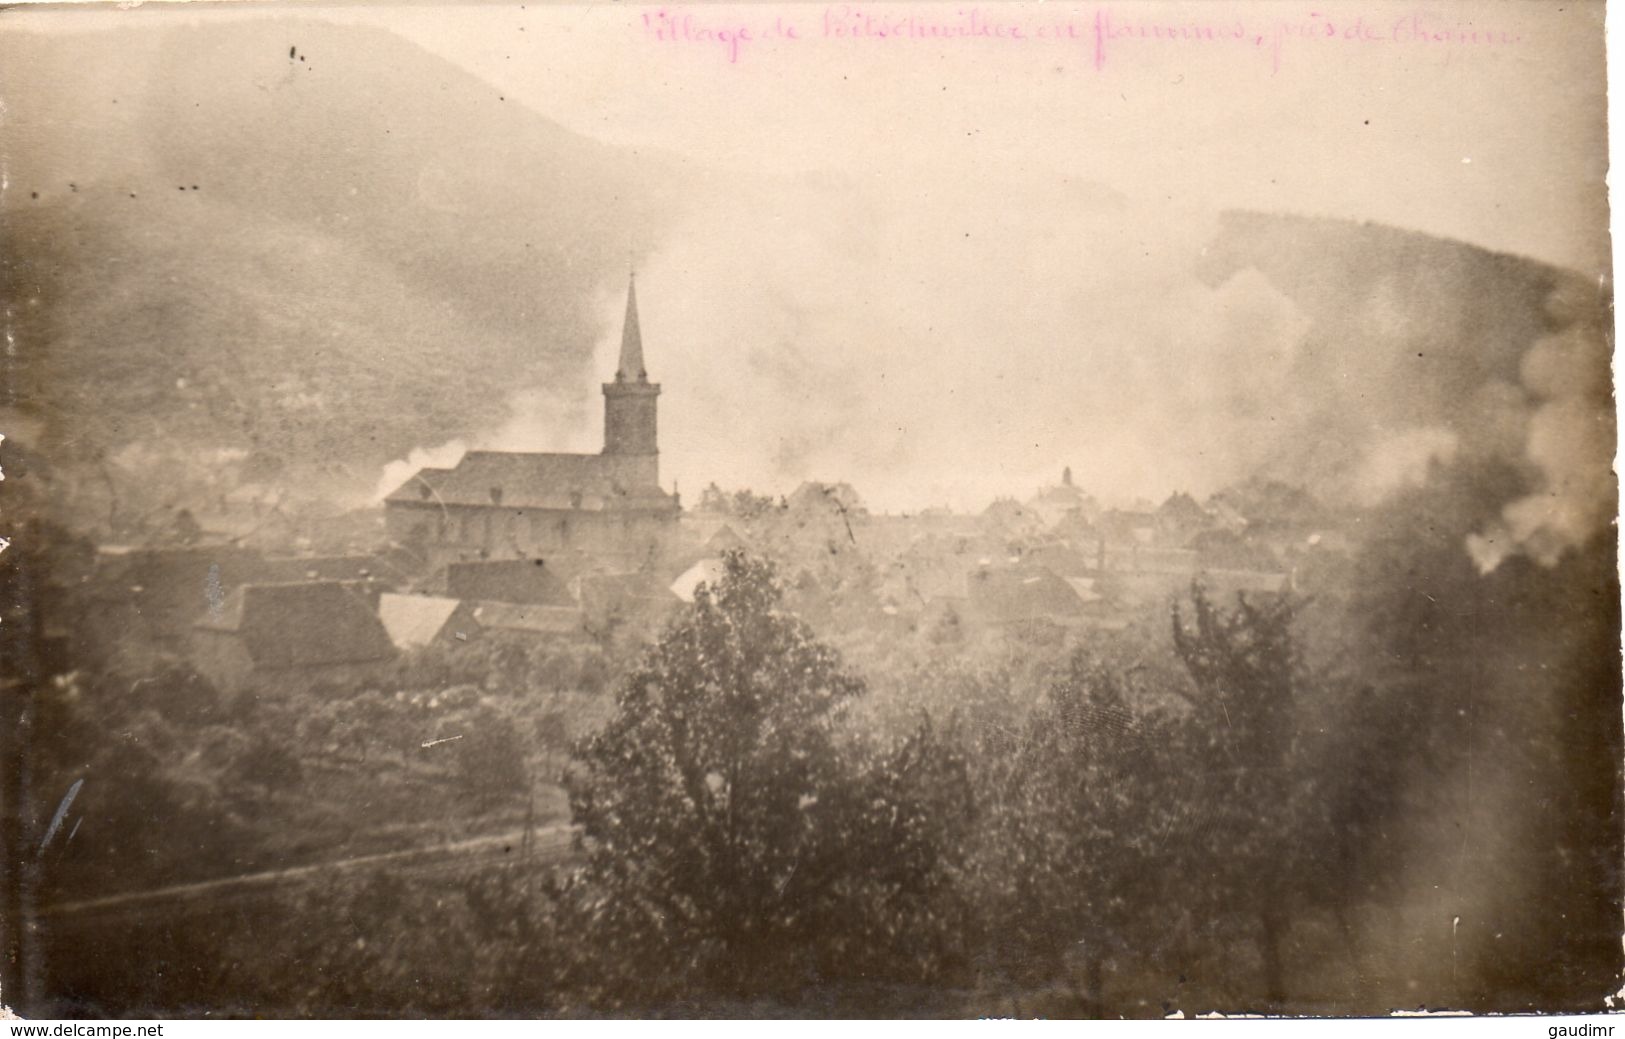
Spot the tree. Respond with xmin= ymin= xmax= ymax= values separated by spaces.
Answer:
xmin=969 ymin=650 xmax=1173 ymax=1015
xmin=1166 ymin=582 xmax=1311 ymax=1007
xmin=697 ymin=483 xmax=779 ymax=520
xmin=560 ymin=551 xmax=970 ymax=1008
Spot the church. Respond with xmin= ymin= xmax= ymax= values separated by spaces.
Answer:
xmin=383 ymin=276 xmax=681 ymax=571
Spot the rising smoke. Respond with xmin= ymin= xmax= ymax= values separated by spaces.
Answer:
xmin=371 ymin=176 xmax=1614 ymax=576
xmin=1468 ymin=281 xmax=1617 ymax=572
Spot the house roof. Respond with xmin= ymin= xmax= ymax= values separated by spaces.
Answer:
xmin=1061 ymin=576 xmax=1104 ymax=604
xmin=703 ymin=525 xmax=748 ymax=554
xmin=982 ymin=498 xmax=1039 ymax=524
xmin=1020 ymin=542 xmax=1093 ymax=576
xmin=471 ymin=602 xmax=583 ymax=634
xmin=786 ymin=481 xmax=865 ymax=512
xmin=446 ymin=559 xmax=577 ymax=607
xmin=968 ymin=565 xmax=1092 ymax=622
xmin=882 ymin=555 xmax=971 ymax=603
xmin=195 ymin=581 xmax=396 ymax=669
xmin=378 ymin=593 xmax=464 ymax=650
xmin=383 ymin=451 xmax=676 ymax=511
xmin=253 ymin=555 xmax=387 ymax=584
xmin=1158 ymin=491 xmax=1209 ymax=523
xmin=670 ymin=558 xmax=728 ymax=603
xmin=577 ymin=571 xmax=682 ymax=612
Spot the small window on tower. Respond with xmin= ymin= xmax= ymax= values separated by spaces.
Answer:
xmin=489 ymin=487 xmax=504 ymax=505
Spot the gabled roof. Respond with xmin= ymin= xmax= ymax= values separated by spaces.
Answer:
xmin=982 ymin=497 xmax=1034 ymax=520
xmin=968 ymin=565 xmax=1092 ymax=622
xmin=786 ymin=481 xmax=865 ymax=512
xmin=1061 ymin=576 xmax=1104 ymax=604
xmin=670 ymin=558 xmax=728 ymax=603
xmin=195 ymin=581 xmax=396 ymax=669
xmin=378 ymin=593 xmax=465 ymax=650
xmin=703 ymin=525 xmax=748 ymax=554
xmin=384 ymin=451 xmax=676 ymax=511
xmin=446 ymin=559 xmax=576 ymax=607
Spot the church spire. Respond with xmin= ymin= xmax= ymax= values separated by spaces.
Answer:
xmin=615 ymin=272 xmax=647 ymax=383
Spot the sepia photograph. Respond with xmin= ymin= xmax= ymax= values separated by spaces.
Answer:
xmin=0 ymin=0 xmax=1618 ymax=1019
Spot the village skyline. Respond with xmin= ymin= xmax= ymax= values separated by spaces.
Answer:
xmin=2 ymin=1 xmax=1615 ymax=1021
xmin=3 ymin=3 xmax=1609 ymax=519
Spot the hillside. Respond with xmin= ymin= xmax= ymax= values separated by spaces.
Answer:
xmin=1195 ymin=211 xmax=1591 ymax=490
xmin=0 ymin=18 xmax=702 ymax=518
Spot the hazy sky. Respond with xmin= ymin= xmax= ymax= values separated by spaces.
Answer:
xmin=4 ymin=1 xmax=1611 ymax=511
xmin=341 ymin=0 xmax=1607 ymax=272
xmin=13 ymin=0 xmax=1604 ymax=270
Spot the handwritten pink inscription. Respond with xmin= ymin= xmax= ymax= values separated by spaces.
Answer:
xmin=640 ymin=7 xmax=1525 ymax=66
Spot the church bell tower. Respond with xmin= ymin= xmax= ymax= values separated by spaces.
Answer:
xmin=602 ymin=273 xmax=661 ymax=487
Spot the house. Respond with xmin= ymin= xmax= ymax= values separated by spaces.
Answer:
xmin=382 ymin=275 xmax=680 ymax=571
xmin=1156 ymin=491 xmax=1214 ymax=547
xmin=1098 ymin=508 xmax=1158 ymax=547
xmin=980 ymin=498 xmax=1044 ymax=538
xmin=191 ymin=581 xmax=397 ymax=692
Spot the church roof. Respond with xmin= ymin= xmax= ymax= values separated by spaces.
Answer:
xmin=615 ymin=273 xmax=647 ymax=382
xmin=384 ymin=451 xmax=674 ymax=511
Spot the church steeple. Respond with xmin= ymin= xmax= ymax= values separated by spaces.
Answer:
xmin=602 ymin=272 xmax=661 ymax=484
xmin=615 ymin=272 xmax=647 ymax=383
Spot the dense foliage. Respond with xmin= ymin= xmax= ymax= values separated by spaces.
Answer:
xmin=557 ymin=552 xmax=971 ymax=1007
xmin=18 ymin=512 xmax=1621 ymax=1016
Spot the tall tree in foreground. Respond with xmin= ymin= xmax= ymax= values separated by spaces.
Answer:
xmin=970 ymin=650 xmax=1173 ymax=1016
xmin=1166 ymin=584 xmax=1306 ymax=1006
xmin=560 ymin=551 xmax=970 ymax=1009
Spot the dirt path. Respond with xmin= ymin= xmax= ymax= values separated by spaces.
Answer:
xmin=39 ymin=823 xmax=577 ymax=920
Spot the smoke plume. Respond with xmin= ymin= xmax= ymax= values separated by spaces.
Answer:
xmin=1468 ymin=282 xmax=1616 ymax=572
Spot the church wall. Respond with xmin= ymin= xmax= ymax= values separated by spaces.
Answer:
xmin=598 ymin=451 xmax=659 ymax=490
xmin=386 ymin=500 xmax=678 ymax=572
